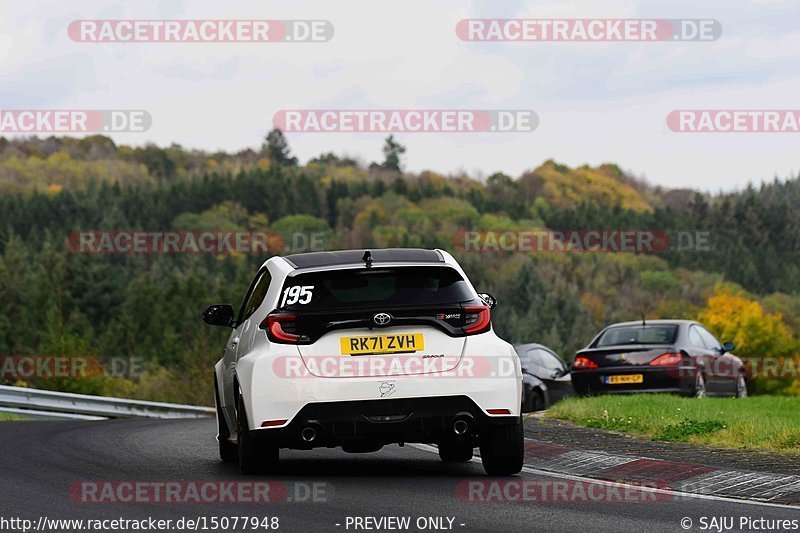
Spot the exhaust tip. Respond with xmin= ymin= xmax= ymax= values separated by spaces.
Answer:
xmin=300 ymin=426 xmax=317 ymax=443
xmin=453 ymin=419 xmax=470 ymax=436
xmin=452 ymin=412 xmax=474 ymax=436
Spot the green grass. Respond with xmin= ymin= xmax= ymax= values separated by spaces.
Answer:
xmin=0 ymin=412 xmax=21 ymax=421
xmin=546 ymin=394 xmax=800 ymax=452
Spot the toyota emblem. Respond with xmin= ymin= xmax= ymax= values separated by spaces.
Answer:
xmin=373 ymin=312 xmax=392 ymax=326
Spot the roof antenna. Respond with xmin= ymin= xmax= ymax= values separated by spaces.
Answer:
xmin=640 ymin=308 xmax=647 ymax=327
xmin=362 ymin=250 xmax=373 ymax=269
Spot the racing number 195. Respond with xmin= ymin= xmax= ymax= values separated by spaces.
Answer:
xmin=280 ymin=285 xmax=314 ymax=306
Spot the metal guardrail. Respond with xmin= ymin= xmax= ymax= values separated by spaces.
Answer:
xmin=0 ymin=385 xmax=214 ymax=420
xmin=0 ymin=406 xmax=106 ymax=421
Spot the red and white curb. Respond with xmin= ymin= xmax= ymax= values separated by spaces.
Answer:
xmin=521 ymin=440 xmax=800 ymax=506
xmin=411 ymin=441 xmax=800 ymax=508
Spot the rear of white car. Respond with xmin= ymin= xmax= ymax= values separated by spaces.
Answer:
xmin=206 ymin=248 xmax=523 ymax=475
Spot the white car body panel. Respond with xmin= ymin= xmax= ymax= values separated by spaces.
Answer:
xmin=214 ymin=249 xmax=522 ymax=438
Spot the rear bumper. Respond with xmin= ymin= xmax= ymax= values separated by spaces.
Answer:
xmin=250 ymin=395 xmax=517 ymax=448
xmin=571 ymin=365 xmax=696 ymax=395
xmin=232 ymin=334 xmax=522 ymax=437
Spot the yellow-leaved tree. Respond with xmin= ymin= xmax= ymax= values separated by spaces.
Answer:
xmin=695 ymin=285 xmax=798 ymax=356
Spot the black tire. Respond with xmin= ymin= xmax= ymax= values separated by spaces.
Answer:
xmin=214 ymin=374 xmax=238 ymax=463
xmin=438 ymin=436 xmax=474 ymax=463
xmin=530 ymin=390 xmax=545 ymax=412
xmin=480 ymin=416 xmax=524 ymax=476
xmin=236 ymin=392 xmax=279 ymax=474
xmin=522 ymin=389 xmax=545 ymax=412
xmin=735 ymin=374 xmax=748 ymax=398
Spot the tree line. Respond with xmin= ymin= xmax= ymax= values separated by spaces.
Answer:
xmin=1 ymin=133 xmax=798 ymax=403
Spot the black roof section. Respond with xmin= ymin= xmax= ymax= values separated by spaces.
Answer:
xmin=283 ymin=248 xmax=444 ymax=269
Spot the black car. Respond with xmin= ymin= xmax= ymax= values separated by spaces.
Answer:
xmin=514 ymin=343 xmax=573 ymax=411
xmin=571 ymin=319 xmax=747 ymax=397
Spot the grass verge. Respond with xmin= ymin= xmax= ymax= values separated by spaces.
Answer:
xmin=0 ymin=412 xmax=21 ymax=421
xmin=546 ymin=394 xmax=800 ymax=452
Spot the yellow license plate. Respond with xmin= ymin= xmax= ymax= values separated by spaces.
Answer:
xmin=606 ymin=374 xmax=644 ymax=385
xmin=340 ymin=333 xmax=424 ymax=355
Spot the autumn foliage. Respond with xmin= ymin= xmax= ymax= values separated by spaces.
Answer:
xmin=696 ymin=286 xmax=798 ymax=357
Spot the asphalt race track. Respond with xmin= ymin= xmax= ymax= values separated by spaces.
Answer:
xmin=1 ymin=419 xmax=798 ymax=533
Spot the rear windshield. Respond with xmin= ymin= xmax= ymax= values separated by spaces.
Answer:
xmin=280 ymin=266 xmax=474 ymax=310
xmin=594 ymin=325 xmax=678 ymax=347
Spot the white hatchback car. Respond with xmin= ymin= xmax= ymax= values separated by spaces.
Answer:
xmin=204 ymin=248 xmax=523 ymax=475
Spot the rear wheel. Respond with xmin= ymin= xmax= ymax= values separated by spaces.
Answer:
xmin=214 ymin=375 xmax=237 ymax=463
xmin=530 ymin=390 xmax=545 ymax=412
xmin=480 ymin=416 xmax=524 ymax=476
xmin=522 ymin=388 xmax=545 ymax=412
xmin=236 ymin=393 xmax=279 ymax=474
xmin=438 ymin=436 xmax=473 ymax=463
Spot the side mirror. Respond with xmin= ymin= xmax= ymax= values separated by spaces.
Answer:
xmin=203 ymin=304 xmax=235 ymax=327
xmin=478 ymin=292 xmax=497 ymax=309
xmin=722 ymin=341 xmax=735 ymax=354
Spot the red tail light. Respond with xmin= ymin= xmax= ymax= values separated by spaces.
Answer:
xmin=260 ymin=419 xmax=288 ymax=428
xmin=261 ymin=311 xmax=300 ymax=344
xmin=573 ymin=355 xmax=598 ymax=369
xmin=650 ymin=352 xmax=683 ymax=366
xmin=487 ymin=408 xmax=511 ymax=415
xmin=464 ymin=305 xmax=491 ymax=335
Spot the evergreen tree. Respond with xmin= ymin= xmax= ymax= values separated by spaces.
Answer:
xmin=380 ymin=135 xmax=406 ymax=171
xmin=262 ymin=128 xmax=298 ymax=166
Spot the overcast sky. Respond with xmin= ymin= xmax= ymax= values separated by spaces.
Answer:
xmin=2 ymin=0 xmax=799 ymax=192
